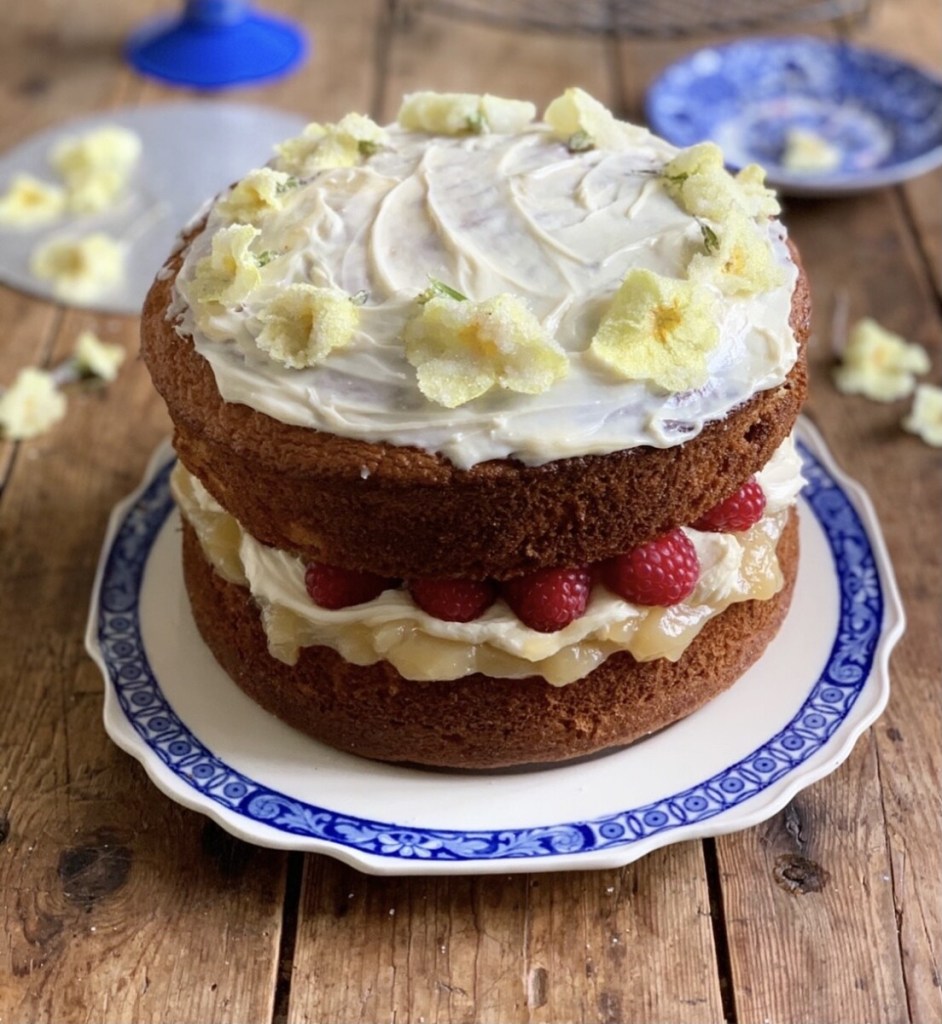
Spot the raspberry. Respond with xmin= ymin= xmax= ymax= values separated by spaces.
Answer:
xmin=409 ymin=577 xmax=497 ymax=622
xmin=502 ymin=566 xmax=591 ymax=633
xmin=693 ymin=476 xmax=766 ymax=532
xmin=603 ymin=529 xmax=699 ymax=607
xmin=304 ymin=562 xmax=394 ymax=609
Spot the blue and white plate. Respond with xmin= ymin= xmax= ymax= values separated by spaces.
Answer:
xmin=85 ymin=419 xmax=904 ymax=875
xmin=645 ymin=36 xmax=942 ymax=195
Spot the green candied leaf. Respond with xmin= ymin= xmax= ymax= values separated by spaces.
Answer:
xmin=417 ymin=277 xmax=469 ymax=304
xmin=566 ymin=130 xmax=594 ymax=153
xmin=700 ymin=222 xmax=720 ymax=254
xmin=351 ymin=289 xmax=369 ymax=306
xmin=464 ymin=111 xmax=486 ymax=135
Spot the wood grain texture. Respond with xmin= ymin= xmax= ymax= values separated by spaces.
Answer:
xmin=1 ymin=0 xmax=940 ymax=1021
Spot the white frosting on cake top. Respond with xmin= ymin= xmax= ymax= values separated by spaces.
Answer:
xmin=170 ymin=109 xmax=799 ymax=470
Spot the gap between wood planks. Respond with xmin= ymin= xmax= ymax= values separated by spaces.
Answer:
xmin=703 ymin=839 xmax=738 ymax=1024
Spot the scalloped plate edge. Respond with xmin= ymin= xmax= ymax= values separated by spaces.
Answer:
xmin=85 ymin=418 xmax=905 ymax=874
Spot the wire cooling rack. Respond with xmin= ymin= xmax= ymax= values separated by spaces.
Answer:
xmin=416 ymin=0 xmax=871 ymax=37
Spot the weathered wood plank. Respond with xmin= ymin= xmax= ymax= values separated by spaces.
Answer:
xmin=612 ymin=9 xmax=941 ymax=1019
xmin=0 ymin=1 xmax=295 ymax=1017
xmin=0 ymin=307 xmax=288 ymax=1024
xmin=718 ymin=179 xmax=941 ymax=1024
xmin=524 ymin=850 xmax=724 ymax=1024
xmin=853 ymin=0 xmax=942 ymax=297
xmin=716 ymin=743 xmax=909 ymax=1024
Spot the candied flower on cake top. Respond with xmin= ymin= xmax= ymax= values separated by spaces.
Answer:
xmin=689 ymin=208 xmax=785 ymax=296
xmin=589 ymin=268 xmax=719 ymax=392
xmin=188 ymin=223 xmax=262 ymax=312
xmin=216 ymin=168 xmax=299 ymax=224
xmin=398 ymin=92 xmax=536 ymax=135
xmin=274 ymin=113 xmax=389 ymax=176
xmin=662 ymin=142 xmax=780 ymax=222
xmin=404 ymin=287 xmax=569 ymax=408
xmin=256 ymin=284 xmax=360 ymax=369
xmin=543 ymin=87 xmax=653 ymax=152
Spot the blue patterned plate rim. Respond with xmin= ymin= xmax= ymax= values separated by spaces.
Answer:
xmin=86 ymin=418 xmax=904 ymax=874
xmin=645 ymin=36 xmax=942 ymax=195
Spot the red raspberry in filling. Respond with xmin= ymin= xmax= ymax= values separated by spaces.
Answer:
xmin=693 ymin=476 xmax=766 ymax=533
xmin=409 ymin=577 xmax=497 ymax=622
xmin=502 ymin=566 xmax=591 ymax=633
xmin=602 ymin=529 xmax=699 ymax=607
xmin=304 ymin=562 xmax=394 ymax=609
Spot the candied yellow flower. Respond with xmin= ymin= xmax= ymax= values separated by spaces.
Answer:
xmin=589 ymin=269 xmax=719 ymax=392
xmin=50 ymin=125 xmax=141 ymax=214
xmin=664 ymin=140 xmax=725 ymax=182
xmin=0 ymin=367 xmax=66 ymax=439
xmin=662 ymin=143 xmax=738 ymax=220
xmin=833 ymin=317 xmax=931 ymax=401
xmin=735 ymin=164 xmax=781 ymax=218
xmin=404 ymin=293 xmax=568 ymax=408
xmin=274 ymin=113 xmax=388 ymax=175
xmin=73 ymin=330 xmax=125 ymax=382
xmin=31 ymin=232 xmax=124 ymax=304
xmin=663 ymin=143 xmax=780 ymax=222
xmin=0 ymin=173 xmax=66 ymax=227
xmin=215 ymin=168 xmax=296 ymax=223
xmin=543 ymin=87 xmax=648 ymax=152
xmin=255 ymin=284 xmax=359 ymax=368
xmin=903 ymin=384 xmax=942 ymax=447
xmin=689 ymin=210 xmax=785 ymax=295
xmin=190 ymin=224 xmax=262 ymax=309
xmin=398 ymin=92 xmax=536 ymax=135
xmin=781 ymin=128 xmax=841 ymax=174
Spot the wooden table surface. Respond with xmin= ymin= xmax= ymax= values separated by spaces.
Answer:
xmin=1 ymin=1 xmax=939 ymax=1021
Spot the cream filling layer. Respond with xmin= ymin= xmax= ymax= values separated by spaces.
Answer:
xmin=170 ymin=125 xmax=799 ymax=470
xmin=174 ymin=436 xmax=804 ymax=686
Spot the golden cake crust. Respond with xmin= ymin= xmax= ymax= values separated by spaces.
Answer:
xmin=181 ymin=509 xmax=799 ymax=770
xmin=142 ymin=239 xmax=810 ymax=580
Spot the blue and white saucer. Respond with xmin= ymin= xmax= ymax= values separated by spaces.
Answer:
xmin=85 ymin=419 xmax=904 ymax=875
xmin=645 ymin=36 xmax=942 ymax=195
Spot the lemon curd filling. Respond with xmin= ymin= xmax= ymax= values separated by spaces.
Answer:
xmin=173 ymin=436 xmax=804 ymax=687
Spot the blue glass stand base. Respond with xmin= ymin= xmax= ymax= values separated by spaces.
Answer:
xmin=127 ymin=2 xmax=306 ymax=89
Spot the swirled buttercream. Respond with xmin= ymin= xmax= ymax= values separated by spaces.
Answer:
xmin=170 ymin=118 xmax=798 ymax=469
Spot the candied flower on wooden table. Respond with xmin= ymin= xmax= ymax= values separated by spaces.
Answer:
xmin=833 ymin=317 xmax=930 ymax=401
xmin=903 ymin=384 xmax=942 ymax=446
xmin=0 ymin=367 xmax=66 ymax=440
